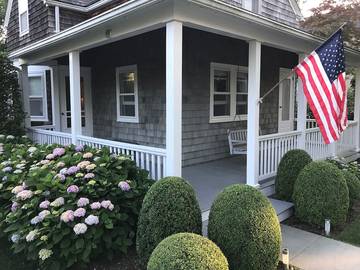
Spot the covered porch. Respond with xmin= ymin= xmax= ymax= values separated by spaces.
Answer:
xmin=15 ymin=0 xmax=360 ymax=210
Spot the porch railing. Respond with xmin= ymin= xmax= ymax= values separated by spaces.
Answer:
xmin=28 ymin=128 xmax=72 ymax=146
xmin=258 ymin=131 xmax=302 ymax=180
xmin=337 ymin=121 xmax=358 ymax=155
xmin=77 ymin=135 xmax=166 ymax=180
xmin=27 ymin=128 xmax=166 ymax=180
xmin=305 ymin=128 xmax=333 ymax=160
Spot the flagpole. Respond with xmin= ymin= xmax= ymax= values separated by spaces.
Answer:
xmin=257 ymin=22 xmax=348 ymax=104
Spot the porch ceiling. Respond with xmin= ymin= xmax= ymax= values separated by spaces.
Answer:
xmin=10 ymin=0 xmax=360 ymax=67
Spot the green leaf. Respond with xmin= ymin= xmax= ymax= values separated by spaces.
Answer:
xmin=75 ymin=238 xmax=84 ymax=250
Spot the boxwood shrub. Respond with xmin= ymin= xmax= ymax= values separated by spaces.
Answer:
xmin=208 ymin=184 xmax=281 ymax=270
xmin=147 ymin=233 xmax=229 ymax=270
xmin=275 ymin=149 xmax=312 ymax=201
xmin=293 ymin=161 xmax=349 ymax=227
xmin=136 ymin=176 xmax=202 ymax=267
xmin=342 ymin=170 xmax=360 ymax=207
xmin=0 ymin=135 xmax=153 ymax=269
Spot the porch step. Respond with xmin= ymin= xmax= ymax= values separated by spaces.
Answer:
xmin=201 ymin=198 xmax=294 ymax=235
xmin=259 ymin=177 xmax=276 ymax=197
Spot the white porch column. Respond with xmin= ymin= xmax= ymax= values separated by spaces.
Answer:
xmin=69 ymin=51 xmax=82 ymax=144
xmin=50 ymin=65 xmax=61 ymax=131
xmin=296 ymin=53 xmax=307 ymax=149
xmin=354 ymin=68 xmax=360 ymax=151
xmin=246 ymin=40 xmax=261 ymax=187
xmin=165 ymin=21 xmax=183 ymax=177
xmin=20 ymin=63 xmax=31 ymax=128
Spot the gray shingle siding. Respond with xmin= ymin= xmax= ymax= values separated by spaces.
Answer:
xmin=261 ymin=0 xmax=299 ymax=26
xmin=78 ymin=28 xmax=297 ymax=167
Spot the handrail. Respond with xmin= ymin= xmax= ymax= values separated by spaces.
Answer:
xmin=29 ymin=127 xmax=72 ymax=138
xmin=259 ymin=130 xmax=302 ymax=140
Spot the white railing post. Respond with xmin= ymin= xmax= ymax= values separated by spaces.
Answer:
xmin=165 ymin=21 xmax=183 ymax=177
xmin=297 ymin=53 xmax=307 ymax=149
xmin=50 ymin=64 xmax=61 ymax=132
xmin=247 ymin=40 xmax=261 ymax=187
xmin=19 ymin=62 xmax=31 ymax=128
xmin=354 ymin=68 xmax=360 ymax=151
xmin=69 ymin=51 xmax=82 ymax=145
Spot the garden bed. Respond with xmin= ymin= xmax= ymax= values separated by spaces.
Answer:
xmin=284 ymin=199 xmax=360 ymax=247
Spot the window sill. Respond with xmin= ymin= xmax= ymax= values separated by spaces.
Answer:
xmin=19 ymin=30 xmax=29 ymax=37
xmin=117 ymin=117 xmax=139 ymax=123
xmin=31 ymin=117 xmax=49 ymax=122
xmin=209 ymin=115 xmax=247 ymax=123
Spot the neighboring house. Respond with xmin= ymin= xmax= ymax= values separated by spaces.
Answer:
xmin=3 ymin=0 xmax=360 ymax=205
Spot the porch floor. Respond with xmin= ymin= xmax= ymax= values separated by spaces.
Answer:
xmin=182 ymin=156 xmax=246 ymax=212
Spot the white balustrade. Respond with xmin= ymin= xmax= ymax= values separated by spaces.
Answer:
xmin=258 ymin=131 xmax=301 ymax=180
xmin=305 ymin=128 xmax=333 ymax=160
xmin=306 ymin=119 xmax=318 ymax=129
xmin=28 ymin=128 xmax=72 ymax=145
xmin=337 ymin=121 xmax=358 ymax=155
xmin=77 ymin=135 xmax=166 ymax=180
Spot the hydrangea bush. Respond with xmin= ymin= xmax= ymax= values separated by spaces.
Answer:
xmin=0 ymin=135 xmax=153 ymax=269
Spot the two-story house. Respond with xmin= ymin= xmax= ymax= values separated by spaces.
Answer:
xmin=4 ymin=0 xmax=360 ymax=213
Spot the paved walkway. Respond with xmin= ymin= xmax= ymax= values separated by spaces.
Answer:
xmin=282 ymin=225 xmax=360 ymax=270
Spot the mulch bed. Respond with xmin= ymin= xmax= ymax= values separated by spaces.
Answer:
xmin=283 ymin=200 xmax=360 ymax=239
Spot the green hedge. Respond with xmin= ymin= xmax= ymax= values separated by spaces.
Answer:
xmin=147 ymin=233 xmax=229 ymax=270
xmin=208 ymin=184 xmax=281 ymax=270
xmin=293 ymin=161 xmax=349 ymax=227
xmin=343 ymin=170 xmax=360 ymax=206
xmin=275 ymin=149 xmax=312 ymax=201
xmin=136 ymin=177 xmax=202 ymax=267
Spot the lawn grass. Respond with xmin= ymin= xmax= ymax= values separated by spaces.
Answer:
xmin=335 ymin=216 xmax=360 ymax=246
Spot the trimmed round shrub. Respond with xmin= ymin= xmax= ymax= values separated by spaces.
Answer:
xmin=343 ymin=170 xmax=360 ymax=206
xmin=293 ymin=161 xmax=349 ymax=227
xmin=208 ymin=184 xmax=281 ymax=270
xmin=147 ymin=233 xmax=229 ymax=270
xmin=136 ymin=177 xmax=202 ymax=266
xmin=275 ymin=149 xmax=312 ymax=201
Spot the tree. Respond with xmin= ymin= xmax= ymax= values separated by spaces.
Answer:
xmin=302 ymin=0 xmax=360 ymax=119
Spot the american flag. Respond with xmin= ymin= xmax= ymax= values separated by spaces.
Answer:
xmin=295 ymin=29 xmax=347 ymax=144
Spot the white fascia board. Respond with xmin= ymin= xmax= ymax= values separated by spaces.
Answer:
xmin=9 ymin=0 xmax=164 ymax=60
xmin=44 ymin=0 xmax=113 ymax=13
xmin=4 ymin=0 xmax=14 ymax=29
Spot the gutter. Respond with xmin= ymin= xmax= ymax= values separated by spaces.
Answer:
xmin=9 ymin=0 xmax=162 ymax=59
xmin=43 ymin=0 xmax=114 ymax=12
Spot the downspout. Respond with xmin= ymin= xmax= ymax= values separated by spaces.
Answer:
xmin=54 ymin=6 xmax=60 ymax=33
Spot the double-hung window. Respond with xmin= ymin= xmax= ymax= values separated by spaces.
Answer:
xmin=29 ymin=71 xmax=48 ymax=121
xmin=116 ymin=65 xmax=139 ymax=123
xmin=210 ymin=63 xmax=248 ymax=123
xmin=18 ymin=0 xmax=29 ymax=36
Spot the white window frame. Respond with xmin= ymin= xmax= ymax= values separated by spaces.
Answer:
xmin=18 ymin=0 xmax=29 ymax=36
xmin=116 ymin=65 xmax=139 ymax=123
xmin=210 ymin=63 xmax=248 ymax=123
xmin=29 ymin=70 xmax=48 ymax=122
xmin=243 ymin=0 xmax=254 ymax=11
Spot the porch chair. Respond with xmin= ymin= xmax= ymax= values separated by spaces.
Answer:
xmin=227 ymin=129 xmax=247 ymax=155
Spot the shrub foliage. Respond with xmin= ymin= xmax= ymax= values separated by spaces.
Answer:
xmin=342 ymin=170 xmax=360 ymax=206
xmin=136 ymin=176 xmax=202 ymax=267
xmin=147 ymin=233 xmax=229 ymax=270
xmin=0 ymin=135 xmax=153 ymax=269
xmin=293 ymin=161 xmax=349 ymax=227
xmin=208 ymin=184 xmax=281 ymax=270
xmin=275 ymin=149 xmax=312 ymax=201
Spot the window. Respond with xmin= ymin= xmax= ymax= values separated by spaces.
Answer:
xmin=116 ymin=65 xmax=139 ymax=123
xmin=210 ymin=63 xmax=248 ymax=123
xmin=18 ymin=0 xmax=29 ymax=36
xmin=243 ymin=0 xmax=253 ymax=11
xmin=29 ymin=71 xmax=48 ymax=121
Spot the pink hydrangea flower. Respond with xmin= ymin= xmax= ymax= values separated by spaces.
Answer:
xmin=77 ymin=161 xmax=90 ymax=169
xmin=38 ymin=210 xmax=50 ymax=219
xmin=31 ymin=216 xmax=42 ymax=225
xmin=16 ymin=190 xmax=33 ymax=200
xmin=90 ymin=202 xmax=101 ymax=210
xmin=53 ymin=148 xmax=65 ymax=157
xmin=74 ymin=208 xmax=86 ymax=217
xmin=73 ymin=223 xmax=87 ymax=235
xmin=39 ymin=200 xmax=50 ymax=209
xmin=60 ymin=210 xmax=74 ymax=223
xmin=11 ymin=201 xmax=19 ymax=212
xmin=11 ymin=185 xmax=24 ymax=194
xmin=59 ymin=168 xmax=67 ymax=175
xmin=85 ymin=215 xmax=99 ymax=226
xmin=77 ymin=197 xmax=89 ymax=207
xmin=84 ymin=173 xmax=95 ymax=180
xmin=67 ymin=185 xmax=79 ymax=193
xmin=83 ymin=152 xmax=93 ymax=159
xmin=66 ymin=166 xmax=80 ymax=175
xmin=118 ymin=181 xmax=131 ymax=192
xmin=75 ymin=145 xmax=84 ymax=152
xmin=101 ymin=200 xmax=114 ymax=211
xmin=54 ymin=174 xmax=66 ymax=182
xmin=46 ymin=154 xmax=55 ymax=160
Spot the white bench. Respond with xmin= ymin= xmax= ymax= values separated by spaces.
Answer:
xmin=228 ymin=129 xmax=247 ymax=155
